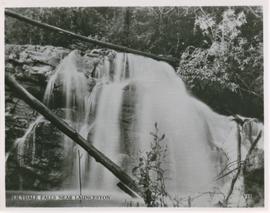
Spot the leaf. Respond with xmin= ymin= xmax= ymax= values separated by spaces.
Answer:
xmin=150 ymin=132 xmax=158 ymax=139
xmin=154 ymin=122 xmax=158 ymax=130
xmin=160 ymin=134 xmax=166 ymax=141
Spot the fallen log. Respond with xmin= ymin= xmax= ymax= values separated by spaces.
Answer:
xmin=5 ymin=73 xmax=142 ymax=198
xmin=5 ymin=10 xmax=179 ymax=67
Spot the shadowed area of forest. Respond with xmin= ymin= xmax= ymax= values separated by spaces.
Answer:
xmin=5 ymin=7 xmax=263 ymax=120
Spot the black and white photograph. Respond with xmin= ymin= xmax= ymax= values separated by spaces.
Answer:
xmin=2 ymin=1 xmax=267 ymax=208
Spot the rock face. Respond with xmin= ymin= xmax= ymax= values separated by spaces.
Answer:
xmin=14 ymin=118 xmax=73 ymax=190
xmin=5 ymin=45 xmax=71 ymax=96
xmin=5 ymin=45 xmax=71 ymax=151
xmin=5 ymin=45 xmax=101 ymax=190
xmin=242 ymin=121 xmax=264 ymax=207
xmin=5 ymin=45 xmax=72 ymax=190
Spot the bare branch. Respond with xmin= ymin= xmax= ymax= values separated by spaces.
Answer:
xmin=223 ymin=119 xmax=242 ymax=206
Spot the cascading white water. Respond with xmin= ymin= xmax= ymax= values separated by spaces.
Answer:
xmin=10 ymin=50 xmax=250 ymax=205
xmin=7 ymin=116 xmax=44 ymax=166
xmin=127 ymin=55 xmax=218 ymax=194
xmin=88 ymin=53 xmax=129 ymax=190
xmin=86 ymin=53 xmax=224 ymax=196
xmin=43 ymin=50 xmax=100 ymax=189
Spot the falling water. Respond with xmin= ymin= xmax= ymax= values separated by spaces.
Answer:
xmin=88 ymin=53 xmax=129 ymax=190
xmin=10 ymin=50 xmax=247 ymax=205
xmin=127 ymin=55 xmax=218 ymax=194
xmin=6 ymin=116 xmax=44 ymax=165
xmin=43 ymin=50 xmax=94 ymax=189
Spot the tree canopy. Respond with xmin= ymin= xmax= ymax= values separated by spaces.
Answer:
xmin=5 ymin=7 xmax=263 ymax=120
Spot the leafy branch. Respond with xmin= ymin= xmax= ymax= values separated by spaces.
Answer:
xmin=132 ymin=122 xmax=169 ymax=207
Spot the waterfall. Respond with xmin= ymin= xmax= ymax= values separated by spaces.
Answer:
xmin=127 ymin=55 xmax=217 ymax=194
xmin=88 ymin=53 xmax=129 ymax=190
xmin=10 ymin=50 xmax=248 ymax=205
xmin=6 ymin=116 xmax=44 ymax=166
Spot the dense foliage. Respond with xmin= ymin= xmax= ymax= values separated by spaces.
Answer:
xmin=5 ymin=7 xmax=263 ymax=119
xmin=178 ymin=7 xmax=263 ymax=119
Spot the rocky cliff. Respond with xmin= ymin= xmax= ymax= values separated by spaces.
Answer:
xmin=5 ymin=45 xmax=264 ymax=207
xmin=5 ymin=45 xmax=102 ymax=190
